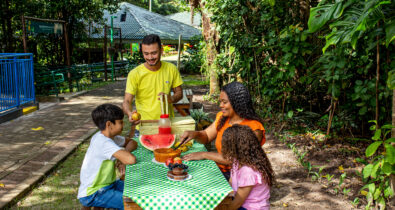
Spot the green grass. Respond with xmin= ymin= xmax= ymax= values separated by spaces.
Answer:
xmin=182 ymin=74 xmax=209 ymax=86
xmin=12 ymin=143 xmax=89 ymax=209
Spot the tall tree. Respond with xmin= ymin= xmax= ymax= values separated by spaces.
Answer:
xmin=190 ymin=0 xmax=220 ymax=95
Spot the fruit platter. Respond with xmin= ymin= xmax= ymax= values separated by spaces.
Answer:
xmin=165 ymin=157 xmax=191 ymax=181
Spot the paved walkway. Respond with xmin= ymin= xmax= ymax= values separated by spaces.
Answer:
xmin=0 ymin=80 xmax=127 ymax=208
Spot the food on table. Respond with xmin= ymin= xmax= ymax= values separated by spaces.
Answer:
xmin=178 ymin=145 xmax=188 ymax=152
xmin=140 ymin=134 xmax=176 ymax=151
xmin=174 ymin=157 xmax=182 ymax=164
xmin=173 ymin=139 xmax=194 ymax=153
xmin=167 ymin=163 xmax=189 ymax=180
xmin=153 ymin=148 xmax=181 ymax=163
xmin=165 ymin=157 xmax=174 ymax=166
xmin=131 ymin=112 xmax=141 ymax=120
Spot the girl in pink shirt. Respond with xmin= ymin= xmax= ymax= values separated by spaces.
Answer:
xmin=222 ymin=125 xmax=275 ymax=210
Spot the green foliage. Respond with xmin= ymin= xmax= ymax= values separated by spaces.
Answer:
xmin=201 ymin=0 xmax=394 ymax=135
xmin=360 ymin=121 xmax=395 ymax=209
xmin=181 ymin=48 xmax=204 ymax=74
xmin=125 ymin=51 xmax=145 ymax=65
xmin=308 ymin=0 xmax=393 ymax=52
xmin=190 ymin=108 xmax=212 ymax=123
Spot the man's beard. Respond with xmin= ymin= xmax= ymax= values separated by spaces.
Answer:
xmin=147 ymin=55 xmax=162 ymax=66
xmin=147 ymin=60 xmax=159 ymax=66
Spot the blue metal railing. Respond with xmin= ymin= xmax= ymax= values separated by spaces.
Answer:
xmin=0 ymin=53 xmax=35 ymax=113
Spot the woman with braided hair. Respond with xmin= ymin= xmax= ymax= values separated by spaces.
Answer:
xmin=181 ymin=81 xmax=265 ymax=180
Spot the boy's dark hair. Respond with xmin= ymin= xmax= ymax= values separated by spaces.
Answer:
xmin=91 ymin=104 xmax=124 ymax=130
xmin=217 ymin=81 xmax=265 ymax=131
xmin=222 ymin=124 xmax=275 ymax=186
xmin=142 ymin=34 xmax=162 ymax=48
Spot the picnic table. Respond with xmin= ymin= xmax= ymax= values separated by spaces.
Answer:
xmin=173 ymin=89 xmax=193 ymax=116
xmin=123 ymin=141 xmax=233 ymax=209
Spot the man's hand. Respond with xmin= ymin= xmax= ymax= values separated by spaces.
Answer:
xmin=157 ymin=92 xmax=173 ymax=103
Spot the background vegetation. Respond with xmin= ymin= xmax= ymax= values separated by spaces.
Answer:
xmin=195 ymin=0 xmax=395 ymax=137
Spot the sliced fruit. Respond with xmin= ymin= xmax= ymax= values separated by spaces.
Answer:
xmin=139 ymin=134 xmax=176 ymax=151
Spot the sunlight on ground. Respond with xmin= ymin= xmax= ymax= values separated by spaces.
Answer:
xmin=14 ymin=117 xmax=131 ymax=209
xmin=14 ymin=143 xmax=89 ymax=209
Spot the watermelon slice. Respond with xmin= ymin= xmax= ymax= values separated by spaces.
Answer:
xmin=139 ymin=134 xmax=176 ymax=151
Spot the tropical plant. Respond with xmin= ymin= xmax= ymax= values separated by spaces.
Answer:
xmin=360 ymin=121 xmax=395 ymax=209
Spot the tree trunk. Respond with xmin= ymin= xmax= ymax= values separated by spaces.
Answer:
xmin=4 ymin=0 xmax=14 ymax=52
xmin=198 ymin=1 xmax=220 ymax=96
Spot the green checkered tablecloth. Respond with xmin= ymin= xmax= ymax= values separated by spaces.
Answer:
xmin=123 ymin=142 xmax=233 ymax=210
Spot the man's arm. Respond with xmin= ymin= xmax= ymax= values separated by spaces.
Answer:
xmin=170 ymin=86 xmax=183 ymax=104
xmin=123 ymin=92 xmax=135 ymax=118
xmin=123 ymin=93 xmax=140 ymax=126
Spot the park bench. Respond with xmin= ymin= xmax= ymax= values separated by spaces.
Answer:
xmin=89 ymin=63 xmax=105 ymax=83
xmin=35 ymin=70 xmax=65 ymax=97
xmin=87 ymin=61 xmax=129 ymax=82
xmin=35 ymin=66 xmax=85 ymax=96
xmin=173 ymin=88 xmax=193 ymax=116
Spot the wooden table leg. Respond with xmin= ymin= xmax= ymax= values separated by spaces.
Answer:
xmin=124 ymin=197 xmax=143 ymax=210
xmin=174 ymin=104 xmax=189 ymax=116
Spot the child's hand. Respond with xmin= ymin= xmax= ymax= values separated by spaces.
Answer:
xmin=116 ymin=160 xmax=126 ymax=180
xmin=128 ymin=111 xmax=141 ymax=126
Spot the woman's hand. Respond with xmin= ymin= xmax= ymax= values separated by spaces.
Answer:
xmin=180 ymin=130 xmax=197 ymax=143
xmin=182 ymin=152 xmax=206 ymax=161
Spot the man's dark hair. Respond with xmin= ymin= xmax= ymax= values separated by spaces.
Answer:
xmin=91 ymin=104 xmax=124 ymax=130
xmin=142 ymin=34 xmax=162 ymax=48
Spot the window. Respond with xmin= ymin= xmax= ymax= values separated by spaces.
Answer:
xmin=120 ymin=13 xmax=126 ymax=22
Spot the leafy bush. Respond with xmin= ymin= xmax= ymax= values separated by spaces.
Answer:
xmin=125 ymin=52 xmax=144 ymax=66
xmin=360 ymin=121 xmax=395 ymax=209
xmin=181 ymin=48 xmax=203 ymax=74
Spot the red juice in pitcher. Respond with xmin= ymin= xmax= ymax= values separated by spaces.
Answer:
xmin=158 ymin=127 xmax=171 ymax=134
xmin=158 ymin=114 xmax=171 ymax=134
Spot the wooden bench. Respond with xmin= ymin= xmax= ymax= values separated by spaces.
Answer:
xmin=173 ymin=88 xmax=193 ymax=116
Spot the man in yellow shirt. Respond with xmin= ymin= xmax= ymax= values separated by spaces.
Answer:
xmin=122 ymin=34 xmax=183 ymax=135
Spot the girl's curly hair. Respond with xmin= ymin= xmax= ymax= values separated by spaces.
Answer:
xmin=217 ymin=81 xmax=264 ymax=131
xmin=222 ymin=125 xmax=274 ymax=186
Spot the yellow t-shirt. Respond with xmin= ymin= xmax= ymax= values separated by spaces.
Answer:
xmin=125 ymin=61 xmax=183 ymax=120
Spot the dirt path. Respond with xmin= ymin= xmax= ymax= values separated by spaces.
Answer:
xmin=190 ymin=83 xmax=355 ymax=209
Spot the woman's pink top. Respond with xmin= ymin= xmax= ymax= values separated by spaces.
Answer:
xmin=231 ymin=162 xmax=270 ymax=210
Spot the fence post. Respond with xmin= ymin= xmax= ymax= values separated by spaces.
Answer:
xmin=30 ymin=54 xmax=36 ymax=103
xmin=13 ymin=56 xmax=20 ymax=108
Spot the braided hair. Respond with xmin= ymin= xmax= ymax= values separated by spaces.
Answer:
xmin=222 ymin=125 xmax=274 ymax=186
xmin=217 ymin=81 xmax=264 ymax=131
